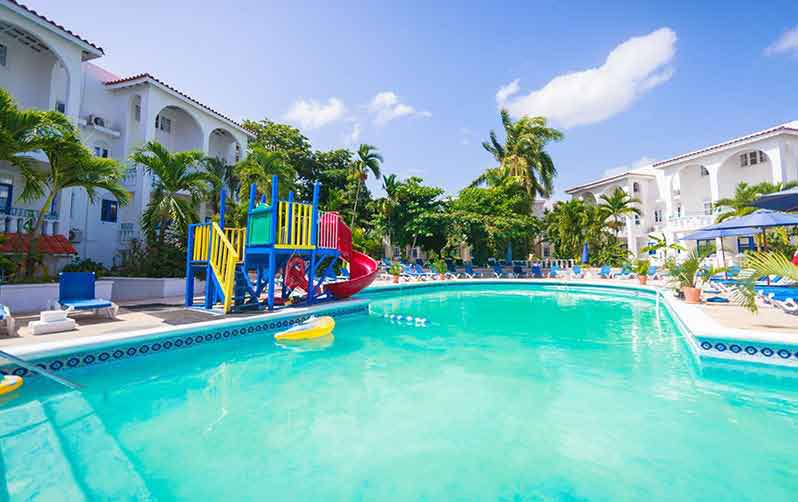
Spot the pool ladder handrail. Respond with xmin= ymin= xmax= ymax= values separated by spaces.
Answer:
xmin=0 ymin=350 xmax=83 ymax=390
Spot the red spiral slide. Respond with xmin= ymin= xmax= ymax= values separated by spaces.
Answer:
xmin=324 ymin=218 xmax=379 ymax=299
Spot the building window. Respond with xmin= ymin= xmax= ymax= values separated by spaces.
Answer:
xmin=632 ymin=182 xmax=640 ymax=193
xmin=100 ymin=199 xmax=118 ymax=223
xmin=696 ymin=239 xmax=714 ymax=254
xmin=737 ymin=236 xmax=756 ymax=253
xmin=703 ymin=200 xmax=713 ymax=216
xmin=654 ymin=209 xmax=663 ymax=223
xmin=156 ymin=115 xmax=172 ymax=133
xmin=741 ymin=151 xmax=763 ymax=167
xmin=634 ymin=214 xmax=641 ymax=226
xmin=55 ymin=101 xmax=66 ymax=114
xmin=94 ymin=146 xmax=109 ymax=158
xmin=700 ymin=166 xmax=709 ymax=177
xmin=134 ymin=104 xmax=141 ymax=122
xmin=676 ymin=205 xmax=682 ymax=218
xmin=0 ymin=44 xmax=6 ymax=67
xmin=0 ymin=183 xmax=11 ymax=214
xmin=70 ymin=191 xmax=75 ymax=218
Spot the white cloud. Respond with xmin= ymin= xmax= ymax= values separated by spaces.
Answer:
xmin=368 ymin=91 xmax=431 ymax=125
xmin=283 ymin=97 xmax=346 ymax=129
xmin=498 ymin=27 xmax=677 ymax=128
xmin=344 ymin=122 xmax=361 ymax=145
xmin=765 ymin=26 xmax=798 ymax=56
xmin=496 ymin=79 xmax=520 ymax=107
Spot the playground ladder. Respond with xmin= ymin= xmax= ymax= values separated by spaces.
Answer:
xmin=191 ymin=222 xmax=244 ymax=313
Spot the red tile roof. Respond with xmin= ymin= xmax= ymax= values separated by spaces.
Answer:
xmin=0 ymin=233 xmax=77 ymax=255
xmin=4 ymin=0 xmax=104 ymax=54
xmin=104 ymin=73 xmax=249 ymax=132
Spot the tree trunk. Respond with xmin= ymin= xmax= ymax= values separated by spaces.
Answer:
xmin=350 ymin=182 xmax=362 ymax=229
xmin=23 ymin=190 xmax=57 ymax=279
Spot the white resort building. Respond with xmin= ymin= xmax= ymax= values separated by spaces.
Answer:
xmin=0 ymin=0 xmax=251 ymax=268
xmin=565 ymin=121 xmax=798 ymax=261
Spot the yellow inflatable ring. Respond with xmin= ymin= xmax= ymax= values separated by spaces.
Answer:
xmin=274 ymin=316 xmax=335 ymax=341
xmin=0 ymin=375 xmax=23 ymax=395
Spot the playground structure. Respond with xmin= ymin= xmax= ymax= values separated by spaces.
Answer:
xmin=185 ymin=176 xmax=378 ymax=313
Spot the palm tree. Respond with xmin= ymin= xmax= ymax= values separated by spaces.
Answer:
xmin=714 ymin=181 xmax=798 ymax=222
xmin=130 ymin=141 xmax=210 ymax=246
xmin=731 ymin=251 xmax=798 ymax=312
xmin=474 ymin=110 xmax=563 ymax=206
xmin=0 ymin=88 xmax=71 ymax=167
xmin=599 ymin=187 xmax=641 ymax=236
xmin=349 ymin=144 xmax=383 ymax=228
xmin=17 ymin=126 xmax=128 ymax=278
xmin=234 ymin=146 xmax=295 ymax=202
xmin=201 ymin=156 xmax=240 ymax=215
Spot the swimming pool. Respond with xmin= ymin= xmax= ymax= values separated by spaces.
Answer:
xmin=1 ymin=283 xmax=797 ymax=500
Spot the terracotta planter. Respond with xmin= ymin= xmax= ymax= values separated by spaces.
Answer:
xmin=637 ymin=274 xmax=648 ymax=285
xmin=391 ymin=275 xmax=400 ymax=284
xmin=682 ymin=286 xmax=701 ymax=304
xmin=439 ymin=273 xmax=446 ymax=281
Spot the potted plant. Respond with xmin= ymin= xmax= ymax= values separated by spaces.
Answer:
xmin=388 ymin=263 xmax=402 ymax=284
xmin=663 ymin=248 xmax=723 ymax=304
xmin=633 ymin=258 xmax=650 ymax=285
xmin=434 ymin=258 xmax=447 ymax=280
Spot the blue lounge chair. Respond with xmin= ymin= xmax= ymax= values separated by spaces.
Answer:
xmin=570 ymin=265 xmax=585 ymax=279
xmin=530 ymin=264 xmax=543 ymax=278
xmin=413 ymin=263 xmax=436 ymax=280
xmin=646 ymin=266 xmax=659 ymax=280
xmin=55 ymin=272 xmax=117 ymax=318
xmin=598 ymin=265 xmax=611 ymax=279
xmin=548 ymin=264 xmax=561 ymax=278
xmin=614 ymin=265 xmax=634 ymax=279
xmin=0 ymin=304 xmax=15 ymax=336
xmin=492 ymin=263 xmax=508 ymax=278
xmin=445 ymin=260 xmax=460 ymax=279
xmin=463 ymin=262 xmax=482 ymax=279
xmin=512 ymin=263 xmax=528 ymax=278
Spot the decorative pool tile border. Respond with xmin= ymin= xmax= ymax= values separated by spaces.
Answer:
xmin=2 ymin=304 xmax=368 ymax=379
xmin=695 ymin=338 xmax=798 ymax=366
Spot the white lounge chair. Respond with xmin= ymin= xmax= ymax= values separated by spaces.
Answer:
xmin=773 ymin=298 xmax=798 ymax=315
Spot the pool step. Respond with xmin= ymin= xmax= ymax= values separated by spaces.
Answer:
xmin=45 ymin=393 xmax=152 ymax=500
xmin=0 ymin=400 xmax=85 ymax=500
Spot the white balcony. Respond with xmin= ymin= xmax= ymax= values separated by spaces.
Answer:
xmin=119 ymin=222 xmax=139 ymax=244
xmin=664 ymin=212 xmax=715 ymax=232
xmin=0 ymin=207 xmax=61 ymax=235
xmin=121 ymin=167 xmax=138 ymax=187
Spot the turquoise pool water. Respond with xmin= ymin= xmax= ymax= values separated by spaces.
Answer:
xmin=1 ymin=284 xmax=798 ymax=500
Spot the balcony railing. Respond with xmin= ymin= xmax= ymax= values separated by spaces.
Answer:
xmin=665 ymin=212 xmax=715 ymax=230
xmin=122 ymin=167 xmax=137 ymax=187
xmin=0 ymin=206 xmax=60 ymax=234
xmin=119 ymin=222 xmax=139 ymax=243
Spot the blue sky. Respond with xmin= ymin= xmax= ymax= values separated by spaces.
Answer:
xmin=28 ymin=0 xmax=798 ymax=199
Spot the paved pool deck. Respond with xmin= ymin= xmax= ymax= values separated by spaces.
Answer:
xmin=1 ymin=277 xmax=796 ymax=352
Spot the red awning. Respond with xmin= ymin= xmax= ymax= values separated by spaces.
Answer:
xmin=0 ymin=233 xmax=77 ymax=255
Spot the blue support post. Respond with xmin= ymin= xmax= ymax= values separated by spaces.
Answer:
xmin=310 ymin=182 xmax=320 ymax=246
xmin=286 ymin=191 xmax=294 ymax=244
xmin=204 ymin=224 xmax=214 ymax=309
xmin=248 ymin=183 xmax=257 ymax=211
xmin=267 ymin=252 xmax=276 ymax=311
xmin=270 ymin=175 xmax=278 ymax=245
xmin=185 ymin=224 xmax=195 ymax=306
xmin=219 ymin=188 xmax=226 ymax=229
xmin=307 ymin=182 xmax=321 ymax=304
